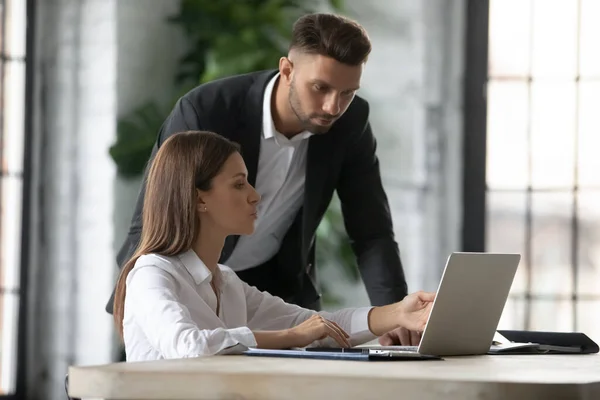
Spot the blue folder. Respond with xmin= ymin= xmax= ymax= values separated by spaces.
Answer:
xmin=243 ymin=347 xmax=442 ymax=361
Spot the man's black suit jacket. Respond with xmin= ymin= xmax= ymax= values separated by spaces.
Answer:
xmin=106 ymin=69 xmax=408 ymax=313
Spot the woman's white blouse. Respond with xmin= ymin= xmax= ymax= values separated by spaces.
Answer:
xmin=123 ymin=250 xmax=377 ymax=362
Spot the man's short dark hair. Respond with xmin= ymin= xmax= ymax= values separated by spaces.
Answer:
xmin=290 ymin=13 xmax=371 ymax=66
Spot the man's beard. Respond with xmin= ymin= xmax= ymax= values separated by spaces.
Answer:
xmin=288 ymin=82 xmax=336 ymax=134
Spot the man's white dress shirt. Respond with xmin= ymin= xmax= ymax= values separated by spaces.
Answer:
xmin=224 ymin=73 xmax=312 ymax=271
xmin=123 ymin=250 xmax=376 ymax=362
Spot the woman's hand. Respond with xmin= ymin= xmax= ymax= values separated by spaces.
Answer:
xmin=397 ymin=291 xmax=435 ymax=332
xmin=367 ymin=291 xmax=436 ymax=338
xmin=287 ymin=314 xmax=352 ymax=348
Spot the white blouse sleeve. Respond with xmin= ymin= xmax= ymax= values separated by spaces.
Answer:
xmin=242 ymin=279 xmax=377 ymax=346
xmin=125 ymin=265 xmax=257 ymax=358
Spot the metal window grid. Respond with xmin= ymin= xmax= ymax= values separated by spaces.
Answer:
xmin=463 ymin=0 xmax=600 ymax=334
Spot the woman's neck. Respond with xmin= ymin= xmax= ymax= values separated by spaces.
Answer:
xmin=192 ymin=225 xmax=226 ymax=274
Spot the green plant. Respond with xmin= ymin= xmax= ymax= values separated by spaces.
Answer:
xmin=110 ymin=0 xmax=342 ymax=176
xmin=109 ymin=0 xmax=358 ymax=306
xmin=110 ymin=102 xmax=166 ymax=178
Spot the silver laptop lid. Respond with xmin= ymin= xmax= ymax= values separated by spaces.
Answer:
xmin=418 ymin=252 xmax=521 ymax=356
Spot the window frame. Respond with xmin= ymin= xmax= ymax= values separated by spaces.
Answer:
xmin=0 ymin=0 xmax=35 ymax=399
xmin=461 ymin=0 xmax=489 ymax=255
xmin=463 ymin=0 xmax=600 ymax=333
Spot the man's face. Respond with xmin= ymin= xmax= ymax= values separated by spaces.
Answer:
xmin=285 ymin=54 xmax=363 ymax=134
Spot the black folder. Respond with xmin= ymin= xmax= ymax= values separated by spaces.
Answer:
xmin=489 ymin=330 xmax=599 ymax=355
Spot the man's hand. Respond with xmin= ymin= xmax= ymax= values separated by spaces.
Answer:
xmin=379 ymin=327 xmax=422 ymax=346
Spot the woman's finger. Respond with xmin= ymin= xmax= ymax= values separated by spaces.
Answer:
xmin=323 ymin=321 xmax=351 ymax=348
xmin=418 ymin=291 xmax=436 ymax=302
xmin=325 ymin=319 xmax=351 ymax=346
xmin=328 ymin=320 xmax=350 ymax=338
xmin=409 ymin=329 xmax=421 ymax=346
xmin=399 ymin=327 xmax=411 ymax=345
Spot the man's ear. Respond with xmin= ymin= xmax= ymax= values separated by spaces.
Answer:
xmin=279 ymin=55 xmax=294 ymax=86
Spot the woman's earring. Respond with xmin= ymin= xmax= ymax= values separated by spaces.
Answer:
xmin=203 ymin=206 xmax=207 ymax=212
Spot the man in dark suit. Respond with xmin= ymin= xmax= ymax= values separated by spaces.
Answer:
xmin=108 ymin=13 xmax=420 ymax=345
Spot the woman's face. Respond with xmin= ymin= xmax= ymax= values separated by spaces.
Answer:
xmin=199 ymin=152 xmax=261 ymax=236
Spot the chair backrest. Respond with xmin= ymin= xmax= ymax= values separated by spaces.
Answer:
xmin=64 ymin=374 xmax=81 ymax=400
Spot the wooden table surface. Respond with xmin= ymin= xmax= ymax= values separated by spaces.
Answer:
xmin=68 ymin=353 xmax=600 ymax=400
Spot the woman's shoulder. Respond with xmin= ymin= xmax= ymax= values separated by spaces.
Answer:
xmin=135 ymin=253 xmax=177 ymax=266
xmin=127 ymin=253 xmax=189 ymax=286
xmin=136 ymin=253 xmax=179 ymax=269
xmin=131 ymin=253 xmax=189 ymax=279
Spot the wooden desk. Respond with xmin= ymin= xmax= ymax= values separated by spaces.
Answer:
xmin=68 ymin=354 xmax=600 ymax=400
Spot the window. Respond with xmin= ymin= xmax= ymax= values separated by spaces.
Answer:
xmin=485 ymin=0 xmax=600 ymax=339
xmin=0 ymin=0 xmax=27 ymax=396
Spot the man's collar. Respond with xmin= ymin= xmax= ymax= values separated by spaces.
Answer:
xmin=262 ymin=73 xmax=280 ymax=140
xmin=262 ymin=73 xmax=312 ymax=142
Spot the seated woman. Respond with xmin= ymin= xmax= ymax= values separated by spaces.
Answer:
xmin=113 ymin=131 xmax=435 ymax=362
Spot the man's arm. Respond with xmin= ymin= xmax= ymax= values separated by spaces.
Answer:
xmin=336 ymin=120 xmax=408 ymax=306
xmin=105 ymin=97 xmax=202 ymax=314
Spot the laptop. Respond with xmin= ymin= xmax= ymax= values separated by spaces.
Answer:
xmin=358 ymin=252 xmax=521 ymax=356
xmin=243 ymin=252 xmax=520 ymax=360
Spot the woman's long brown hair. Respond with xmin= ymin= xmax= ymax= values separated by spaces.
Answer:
xmin=113 ymin=131 xmax=240 ymax=338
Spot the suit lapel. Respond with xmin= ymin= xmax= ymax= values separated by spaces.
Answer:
xmin=221 ymin=70 xmax=278 ymax=261
xmin=233 ymin=70 xmax=278 ymax=187
xmin=302 ymin=133 xmax=335 ymax=262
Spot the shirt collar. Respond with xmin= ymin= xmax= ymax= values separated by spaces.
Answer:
xmin=262 ymin=73 xmax=312 ymax=142
xmin=178 ymin=249 xmax=221 ymax=286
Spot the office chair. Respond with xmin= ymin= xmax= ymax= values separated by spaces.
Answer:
xmin=64 ymin=374 xmax=81 ymax=400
